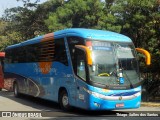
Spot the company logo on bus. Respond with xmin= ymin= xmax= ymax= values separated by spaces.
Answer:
xmin=119 ymin=96 xmax=123 ymax=100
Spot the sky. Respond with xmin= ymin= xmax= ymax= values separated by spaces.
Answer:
xmin=0 ymin=0 xmax=48 ymax=17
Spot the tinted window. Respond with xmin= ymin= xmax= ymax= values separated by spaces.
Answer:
xmin=67 ymin=36 xmax=85 ymax=66
xmin=55 ymin=38 xmax=68 ymax=66
xmin=25 ymin=44 xmax=39 ymax=62
xmin=76 ymin=49 xmax=87 ymax=81
xmin=39 ymin=40 xmax=55 ymax=62
xmin=5 ymin=38 xmax=68 ymax=66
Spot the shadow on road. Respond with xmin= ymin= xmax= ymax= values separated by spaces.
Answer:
xmin=0 ymin=90 xmax=130 ymax=117
xmin=1 ymin=90 xmax=160 ymax=120
xmin=0 ymin=90 xmax=60 ymax=111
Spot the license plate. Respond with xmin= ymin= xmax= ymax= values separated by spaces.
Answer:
xmin=116 ymin=103 xmax=124 ymax=108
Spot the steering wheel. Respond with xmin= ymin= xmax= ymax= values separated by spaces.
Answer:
xmin=98 ymin=73 xmax=110 ymax=77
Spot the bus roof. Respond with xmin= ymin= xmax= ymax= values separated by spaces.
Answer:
xmin=6 ymin=28 xmax=132 ymax=50
xmin=55 ymin=28 xmax=132 ymax=42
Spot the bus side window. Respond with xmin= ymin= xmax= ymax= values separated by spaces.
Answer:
xmin=67 ymin=36 xmax=85 ymax=73
xmin=75 ymin=49 xmax=87 ymax=81
xmin=5 ymin=50 xmax=11 ymax=64
xmin=55 ymin=38 xmax=68 ymax=66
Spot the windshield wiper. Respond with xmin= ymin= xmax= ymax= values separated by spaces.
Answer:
xmin=109 ymin=69 xmax=118 ymax=77
xmin=122 ymin=69 xmax=134 ymax=88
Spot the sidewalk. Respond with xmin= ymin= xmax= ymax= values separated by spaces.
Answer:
xmin=141 ymin=102 xmax=160 ymax=107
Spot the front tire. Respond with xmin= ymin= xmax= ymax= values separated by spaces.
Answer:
xmin=59 ymin=90 xmax=71 ymax=111
xmin=13 ymin=82 xmax=20 ymax=97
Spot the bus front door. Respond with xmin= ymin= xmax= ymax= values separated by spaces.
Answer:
xmin=73 ymin=47 xmax=90 ymax=109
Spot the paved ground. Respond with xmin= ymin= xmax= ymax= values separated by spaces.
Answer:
xmin=0 ymin=89 xmax=159 ymax=120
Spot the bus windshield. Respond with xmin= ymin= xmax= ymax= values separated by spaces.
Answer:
xmin=88 ymin=41 xmax=139 ymax=89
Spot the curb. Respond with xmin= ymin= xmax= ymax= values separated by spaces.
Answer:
xmin=141 ymin=102 xmax=160 ymax=107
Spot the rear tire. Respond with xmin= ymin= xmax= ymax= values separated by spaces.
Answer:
xmin=59 ymin=90 xmax=71 ymax=111
xmin=13 ymin=82 xmax=20 ymax=97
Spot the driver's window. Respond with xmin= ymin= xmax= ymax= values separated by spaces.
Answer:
xmin=76 ymin=50 xmax=86 ymax=81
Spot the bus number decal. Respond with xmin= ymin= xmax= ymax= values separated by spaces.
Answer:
xmin=79 ymin=94 xmax=85 ymax=100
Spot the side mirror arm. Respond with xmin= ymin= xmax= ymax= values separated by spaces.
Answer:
xmin=136 ymin=48 xmax=151 ymax=66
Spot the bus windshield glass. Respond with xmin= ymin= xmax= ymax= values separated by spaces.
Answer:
xmin=88 ymin=41 xmax=139 ymax=88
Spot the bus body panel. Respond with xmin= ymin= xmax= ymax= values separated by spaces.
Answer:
xmin=4 ymin=61 xmax=77 ymax=102
xmin=70 ymin=78 xmax=141 ymax=110
xmin=87 ymin=86 xmax=141 ymax=110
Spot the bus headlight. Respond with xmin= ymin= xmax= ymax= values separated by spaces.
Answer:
xmin=92 ymin=91 xmax=106 ymax=98
xmin=83 ymin=87 xmax=105 ymax=99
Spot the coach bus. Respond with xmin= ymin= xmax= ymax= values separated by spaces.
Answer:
xmin=4 ymin=28 xmax=150 ymax=110
xmin=0 ymin=52 xmax=5 ymax=91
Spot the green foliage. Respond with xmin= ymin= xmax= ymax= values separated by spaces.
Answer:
xmin=111 ymin=0 xmax=159 ymax=48
xmin=0 ymin=20 xmax=23 ymax=51
xmin=46 ymin=0 xmax=102 ymax=31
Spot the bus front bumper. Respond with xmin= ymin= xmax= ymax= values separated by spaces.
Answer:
xmin=88 ymin=95 xmax=141 ymax=110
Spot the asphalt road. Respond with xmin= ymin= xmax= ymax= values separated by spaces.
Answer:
xmin=0 ymin=90 xmax=159 ymax=120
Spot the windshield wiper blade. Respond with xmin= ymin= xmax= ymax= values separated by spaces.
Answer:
xmin=122 ymin=69 xmax=134 ymax=88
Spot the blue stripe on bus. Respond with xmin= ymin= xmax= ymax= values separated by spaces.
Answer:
xmin=109 ymin=91 xmax=140 ymax=96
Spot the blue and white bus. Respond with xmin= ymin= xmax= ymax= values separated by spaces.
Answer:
xmin=4 ymin=28 xmax=150 ymax=110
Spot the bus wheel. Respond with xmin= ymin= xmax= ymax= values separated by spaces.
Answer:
xmin=13 ymin=83 xmax=20 ymax=97
xmin=59 ymin=90 xmax=71 ymax=111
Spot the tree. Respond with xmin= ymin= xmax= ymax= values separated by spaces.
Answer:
xmin=108 ymin=0 xmax=160 ymax=72
xmin=45 ymin=0 xmax=121 ymax=32
xmin=34 ymin=0 xmax=66 ymax=34
xmin=108 ymin=0 xmax=158 ymax=48
xmin=0 ymin=20 xmax=22 ymax=51
xmin=3 ymin=0 xmax=39 ymax=40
